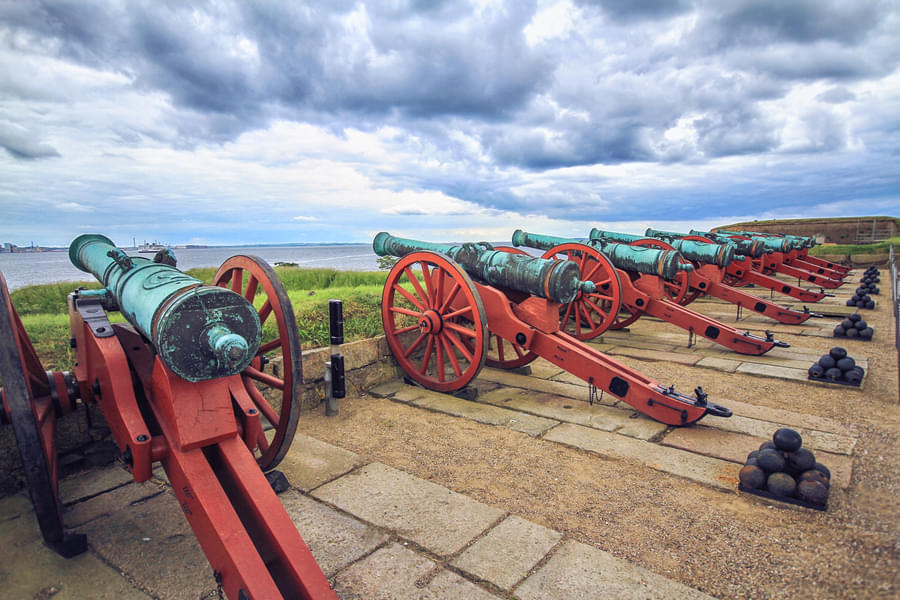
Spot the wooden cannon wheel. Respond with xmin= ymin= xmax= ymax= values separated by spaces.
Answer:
xmin=482 ymin=247 xmax=538 ymax=370
xmin=539 ymin=243 xmax=622 ymax=341
xmin=627 ymin=238 xmax=696 ymax=305
xmin=0 ymin=271 xmax=87 ymax=557
xmin=214 ymin=256 xmax=302 ymax=471
xmin=381 ymin=251 xmax=488 ymax=392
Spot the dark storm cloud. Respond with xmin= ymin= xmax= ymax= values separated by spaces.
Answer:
xmin=575 ymin=0 xmax=693 ymax=22
xmin=0 ymin=121 xmax=60 ymax=159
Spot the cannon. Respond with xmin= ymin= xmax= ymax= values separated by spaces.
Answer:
xmin=689 ymin=230 xmax=846 ymax=288
xmin=0 ymin=234 xmax=336 ymax=599
xmin=373 ymin=232 xmax=731 ymax=426
xmin=589 ymin=230 xmax=819 ymax=325
xmin=645 ymin=228 xmax=832 ymax=303
xmin=511 ymin=231 xmax=788 ymax=355
xmin=715 ymin=229 xmax=850 ymax=277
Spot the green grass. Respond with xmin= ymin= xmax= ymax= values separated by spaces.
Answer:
xmin=6 ymin=267 xmax=387 ymax=375
xmin=807 ymin=236 xmax=900 ymax=256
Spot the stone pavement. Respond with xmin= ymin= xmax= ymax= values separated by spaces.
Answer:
xmin=1 ymin=432 xmax=716 ymax=600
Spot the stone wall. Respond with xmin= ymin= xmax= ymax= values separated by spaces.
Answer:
xmin=714 ymin=217 xmax=898 ymax=244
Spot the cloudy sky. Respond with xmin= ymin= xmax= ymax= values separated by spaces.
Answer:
xmin=1 ymin=0 xmax=898 ymax=247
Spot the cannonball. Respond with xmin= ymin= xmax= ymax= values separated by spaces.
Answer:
xmin=799 ymin=469 xmax=830 ymax=487
xmin=844 ymin=369 xmax=862 ymax=385
xmin=824 ymin=367 xmax=843 ymax=381
xmin=808 ymin=364 xmax=825 ymax=378
xmin=855 ymin=287 xmax=867 ymax=295
xmin=854 ymin=320 xmax=867 ymax=330
xmin=851 ymin=294 xmax=860 ymax=302
xmin=740 ymin=465 xmax=767 ymax=489
xmin=759 ymin=440 xmax=777 ymax=451
xmin=773 ymin=428 xmax=803 ymax=452
xmin=818 ymin=355 xmax=836 ymax=369
xmin=871 ymin=286 xmax=879 ymax=294
xmin=829 ymin=347 xmax=847 ymax=360
xmin=745 ymin=455 xmax=759 ymax=467
xmin=836 ymin=357 xmax=856 ymax=371
xmin=845 ymin=299 xmax=856 ymax=307
xmin=859 ymin=327 xmax=874 ymax=340
xmin=865 ymin=300 xmax=875 ymax=309
xmin=814 ymin=462 xmax=831 ymax=480
xmin=833 ymin=325 xmax=845 ymax=337
xmin=788 ymin=447 xmax=816 ymax=472
xmin=767 ymin=472 xmax=797 ymax=497
xmin=841 ymin=318 xmax=854 ymax=329
xmin=758 ymin=448 xmax=786 ymax=472
xmin=845 ymin=327 xmax=859 ymax=337
xmin=797 ymin=480 xmax=828 ymax=505
xmin=852 ymin=365 xmax=865 ymax=377
xmin=747 ymin=450 xmax=761 ymax=461
xmin=848 ymin=313 xmax=862 ymax=322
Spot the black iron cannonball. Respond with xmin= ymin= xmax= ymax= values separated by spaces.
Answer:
xmin=814 ymin=462 xmax=831 ymax=480
xmin=836 ymin=357 xmax=856 ymax=371
xmin=833 ymin=325 xmax=845 ymax=337
xmin=859 ymin=327 xmax=874 ymax=340
xmin=758 ymin=449 xmax=786 ymax=472
xmin=759 ymin=440 xmax=777 ymax=451
xmin=844 ymin=369 xmax=862 ymax=385
xmin=799 ymin=469 xmax=830 ymax=487
xmin=747 ymin=450 xmax=761 ymax=461
xmin=841 ymin=318 xmax=854 ymax=329
xmin=797 ymin=480 xmax=828 ymax=505
xmin=767 ymin=472 xmax=797 ymax=497
xmin=818 ymin=355 xmax=836 ymax=369
xmin=788 ymin=448 xmax=816 ymax=472
xmin=865 ymin=299 xmax=875 ymax=309
xmin=856 ymin=300 xmax=867 ymax=308
xmin=845 ymin=327 xmax=859 ymax=338
xmin=808 ymin=364 xmax=825 ymax=378
xmin=845 ymin=299 xmax=856 ymax=307
xmin=829 ymin=347 xmax=847 ymax=360
xmin=848 ymin=313 xmax=862 ymax=322
xmin=854 ymin=320 xmax=867 ymax=330
xmin=824 ymin=367 xmax=843 ymax=381
xmin=851 ymin=294 xmax=860 ymax=302
xmin=740 ymin=465 xmax=767 ymax=489
xmin=773 ymin=428 xmax=803 ymax=452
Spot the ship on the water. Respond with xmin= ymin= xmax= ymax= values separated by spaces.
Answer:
xmin=137 ymin=241 xmax=166 ymax=253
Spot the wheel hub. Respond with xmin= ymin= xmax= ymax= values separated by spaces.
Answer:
xmin=418 ymin=309 xmax=443 ymax=334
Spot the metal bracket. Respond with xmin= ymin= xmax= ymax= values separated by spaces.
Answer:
xmin=76 ymin=295 xmax=115 ymax=338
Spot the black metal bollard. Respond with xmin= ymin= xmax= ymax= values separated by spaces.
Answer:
xmin=326 ymin=300 xmax=344 ymax=416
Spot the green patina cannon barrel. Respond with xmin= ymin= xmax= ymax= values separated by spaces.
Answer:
xmin=511 ymin=230 xmax=692 ymax=281
xmin=645 ymin=228 xmax=767 ymax=259
xmin=691 ymin=229 xmax=790 ymax=253
xmin=69 ymin=234 xmax=260 ymax=382
xmin=373 ymin=232 xmax=595 ymax=304
xmin=717 ymin=230 xmax=814 ymax=249
xmin=589 ymin=228 xmax=734 ymax=267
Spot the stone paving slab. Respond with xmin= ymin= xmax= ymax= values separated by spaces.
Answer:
xmin=0 ymin=495 xmax=150 ymax=599
xmin=452 ymin=515 xmax=563 ymax=591
xmin=695 ymin=356 xmax=741 ymax=372
xmin=735 ymin=362 xmax=810 ymax=383
xmin=721 ymin=398 xmax=856 ymax=437
xmin=598 ymin=345 xmax=704 ymax=365
xmin=709 ymin=414 xmax=856 ymax=455
xmin=278 ymin=433 xmax=364 ymax=492
xmin=280 ymin=489 xmax=389 ymax=577
xmin=399 ymin=388 xmax=559 ymax=436
xmin=543 ymin=423 xmax=740 ymax=491
xmin=333 ymin=542 xmax=501 ymax=599
xmin=65 ymin=479 xmax=167 ymax=528
xmin=78 ymin=489 xmax=215 ymax=600
xmin=659 ymin=427 xmax=852 ymax=490
xmin=514 ymin=539 xmax=715 ymax=600
xmin=479 ymin=368 xmax=598 ymax=403
xmin=59 ymin=465 xmax=135 ymax=503
xmin=312 ymin=462 xmax=505 ymax=556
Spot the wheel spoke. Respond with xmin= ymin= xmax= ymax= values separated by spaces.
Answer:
xmin=244 ymin=366 xmax=284 ymax=390
xmin=244 ymin=275 xmax=259 ymax=302
xmin=393 ymin=283 xmax=426 ymax=312
xmin=561 ymin=302 xmax=575 ymax=328
xmin=258 ymin=338 xmax=282 ymax=354
xmin=583 ymin=297 xmax=609 ymax=321
xmin=420 ymin=262 xmax=435 ymax=307
xmin=444 ymin=321 xmax=477 ymax=338
xmin=420 ymin=336 xmax=435 ymax=374
xmin=244 ymin=378 xmax=280 ymax=425
xmin=257 ymin=430 xmax=270 ymax=452
xmin=394 ymin=323 xmax=420 ymax=335
xmin=495 ymin=335 xmax=505 ymax=361
xmin=443 ymin=305 xmax=472 ymax=321
xmin=258 ymin=299 xmax=273 ymax=325
xmin=435 ymin=336 xmax=445 ymax=382
xmin=442 ymin=330 xmax=473 ymax=364
xmin=403 ymin=266 xmax=429 ymax=309
xmin=438 ymin=282 xmax=462 ymax=313
xmin=390 ymin=306 xmax=423 ymax=319
xmin=230 ymin=268 xmax=243 ymax=294
xmin=441 ymin=333 xmax=463 ymax=377
xmin=580 ymin=302 xmax=598 ymax=330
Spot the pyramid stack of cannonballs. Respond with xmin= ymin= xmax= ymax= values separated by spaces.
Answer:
xmin=833 ymin=313 xmax=874 ymax=340
xmin=847 ymin=266 xmax=878 ymax=309
xmin=739 ymin=428 xmax=830 ymax=508
xmin=808 ymin=346 xmax=865 ymax=385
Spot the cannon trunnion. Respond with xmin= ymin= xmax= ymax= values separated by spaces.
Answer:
xmin=0 ymin=238 xmax=336 ymax=599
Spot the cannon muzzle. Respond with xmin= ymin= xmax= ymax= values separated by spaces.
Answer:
xmin=512 ymin=230 xmax=692 ymax=281
xmin=69 ymin=234 xmax=260 ymax=382
xmin=701 ymin=230 xmax=790 ymax=253
xmin=590 ymin=228 xmax=734 ymax=267
xmin=373 ymin=232 xmax=595 ymax=304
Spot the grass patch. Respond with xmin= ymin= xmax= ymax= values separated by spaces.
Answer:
xmin=808 ymin=236 xmax=900 ymax=256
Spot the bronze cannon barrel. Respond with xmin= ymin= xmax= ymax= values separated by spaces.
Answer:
xmin=645 ymin=228 xmax=767 ymax=259
xmin=69 ymin=234 xmax=260 ymax=382
xmin=589 ymin=228 xmax=734 ymax=267
xmin=373 ymin=232 xmax=595 ymax=304
xmin=511 ymin=230 xmax=693 ymax=280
